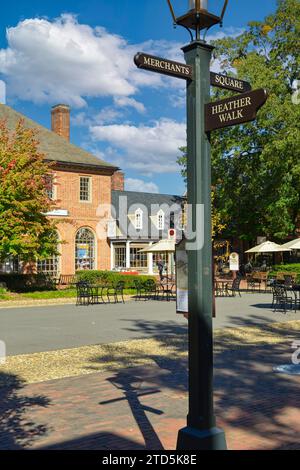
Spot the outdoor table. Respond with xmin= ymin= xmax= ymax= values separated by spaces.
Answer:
xmin=89 ymin=284 xmax=110 ymax=304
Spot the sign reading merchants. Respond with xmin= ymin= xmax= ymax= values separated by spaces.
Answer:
xmin=205 ymin=89 xmax=268 ymax=132
xmin=210 ymin=72 xmax=251 ymax=94
xmin=134 ymin=52 xmax=193 ymax=81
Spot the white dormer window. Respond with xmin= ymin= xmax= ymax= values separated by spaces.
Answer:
xmin=157 ymin=210 xmax=165 ymax=230
xmin=135 ymin=208 xmax=143 ymax=230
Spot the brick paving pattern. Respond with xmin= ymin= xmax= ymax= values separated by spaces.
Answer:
xmin=0 ymin=343 xmax=299 ymax=450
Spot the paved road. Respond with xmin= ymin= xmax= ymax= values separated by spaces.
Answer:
xmin=1 ymin=293 xmax=299 ymax=356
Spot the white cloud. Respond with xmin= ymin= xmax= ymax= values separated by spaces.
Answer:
xmin=114 ymin=97 xmax=145 ymax=114
xmin=90 ymin=118 xmax=186 ymax=174
xmin=72 ymin=107 xmax=124 ymax=127
xmin=125 ymin=178 xmax=159 ymax=194
xmin=0 ymin=14 xmax=186 ymax=108
xmin=0 ymin=80 xmax=6 ymax=104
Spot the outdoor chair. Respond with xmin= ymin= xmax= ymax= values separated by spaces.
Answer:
xmin=214 ymin=280 xmax=229 ymax=297
xmin=227 ymin=277 xmax=242 ymax=297
xmin=246 ymin=275 xmax=261 ymax=293
xmin=284 ymin=275 xmax=295 ymax=288
xmin=107 ymin=281 xmax=125 ymax=304
xmin=158 ymin=279 xmax=176 ymax=301
xmin=76 ymin=281 xmax=93 ymax=306
xmin=143 ymin=279 xmax=158 ymax=300
xmin=133 ymin=279 xmax=146 ymax=301
xmin=272 ymin=285 xmax=297 ymax=314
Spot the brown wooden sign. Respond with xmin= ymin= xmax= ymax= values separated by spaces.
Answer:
xmin=210 ymin=72 xmax=251 ymax=94
xmin=134 ymin=52 xmax=193 ymax=81
xmin=205 ymin=89 xmax=268 ymax=132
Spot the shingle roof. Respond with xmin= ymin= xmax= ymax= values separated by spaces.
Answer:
xmin=0 ymin=104 xmax=117 ymax=171
xmin=112 ymin=190 xmax=184 ymax=217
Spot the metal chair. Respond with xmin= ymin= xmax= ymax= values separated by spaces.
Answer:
xmin=272 ymin=285 xmax=297 ymax=314
xmin=144 ymin=279 xmax=158 ymax=300
xmin=107 ymin=281 xmax=125 ymax=304
xmin=227 ymin=277 xmax=242 ymax=297
xmin=76 ymin=281 xmax=92 ymax=306
xmin=133 ymin=279 xmax=146 ymax=301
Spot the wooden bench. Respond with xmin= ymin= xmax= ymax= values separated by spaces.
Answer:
xmin=275 ymin=272 xmax=297 ymax=282
xmin=57 ymin=275 xmax=77 ymax=287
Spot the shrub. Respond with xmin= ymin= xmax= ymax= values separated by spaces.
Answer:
xmin=270 ymin=264 xmax=300 ymax=282
xmin=0 ymin=274 xmax=56 ymax=293
xmin=76 ymin=270 xmax=156 ymax=289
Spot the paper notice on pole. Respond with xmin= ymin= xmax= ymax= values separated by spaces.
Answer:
xmin=0 ymin=341 xmax=6 ymax=365
xmin=177 ymin=289 xmax=189 ymax=314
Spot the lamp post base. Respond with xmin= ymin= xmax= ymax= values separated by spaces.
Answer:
xmin=177 ymin=426 xmax=227 ymax=451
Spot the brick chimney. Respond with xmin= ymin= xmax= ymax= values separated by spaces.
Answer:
xmin=111 ymin=171 xmax=125 ymax=191
xmin=51 ymin=104 xmax=70 ymax=141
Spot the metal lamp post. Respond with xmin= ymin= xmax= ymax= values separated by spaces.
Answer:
xmin=166 ymin=0 xmax=228 ymax=450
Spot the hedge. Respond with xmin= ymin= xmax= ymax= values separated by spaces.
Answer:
xmin=270 ymin=264 xmax=300 ymax=282
xmin=0 ymin=274 xmax=56 ymax=293
xmin=76 ymin=270 xmax=156 ymax=289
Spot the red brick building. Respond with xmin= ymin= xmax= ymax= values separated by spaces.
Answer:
xmin=0 ymin=103 xmax=124 ymax=276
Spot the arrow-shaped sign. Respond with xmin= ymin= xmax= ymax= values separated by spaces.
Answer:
xmin=205 ymin=89 xmax=268 ymax=132
xmin=210 ymin=72 xmax=251 ymax=94
xmin=134 ymin=52 xmax=193 ymax=81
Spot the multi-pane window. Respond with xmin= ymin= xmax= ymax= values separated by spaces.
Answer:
xmin=135 ymin=209 xmax=143 ymax=230
xmin=80 ymin=177 xmax=91 ymax=202
xmin=37 ymin=257 xmax=60 ymax=278
xmin=0 ymin=256 xmax=20 ymax=274
xmin=114 ymin=245 xmax=126 ymax=269
xmin=130 ymin=247 xmax=148 ymax=269
xmin=75 ymin=228 xmax=96 ymax=271
xmin=45 ymin=174 xmax=55 ymax=200
xmin=37 ymin=233 xmax=60 ymax=277
xmin=157 ymin=210 xmax=165 ymax=230
xmin=170 ymin=212 xmax=175 ymax=229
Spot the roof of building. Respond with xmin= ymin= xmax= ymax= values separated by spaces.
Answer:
xmin=0 ymin=103 xmax=117 ymax=171
xmin=112 ymin=190 xmax=184 ymax=217
xmin=111 ymin=190 xmax=184 ymax=241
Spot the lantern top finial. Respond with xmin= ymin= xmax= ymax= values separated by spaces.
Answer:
xmin=167 ymin=1 xmax=229 ymax=40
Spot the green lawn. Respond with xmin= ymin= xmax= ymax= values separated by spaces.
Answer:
xmin=0 ymin=287 xmax=137 ymax=302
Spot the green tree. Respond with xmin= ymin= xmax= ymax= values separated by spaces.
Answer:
xmin=0 ymin=119 xmax=58 ymax=263
xmin=178 ymin=0 xmax=300 ymax=242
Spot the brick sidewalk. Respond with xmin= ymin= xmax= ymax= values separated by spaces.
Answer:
xmin=0 ymin=342 xmax=299 ymax=450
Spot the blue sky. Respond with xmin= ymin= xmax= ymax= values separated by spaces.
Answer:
xmin=0 ymin=0 xmax=277 ymax=195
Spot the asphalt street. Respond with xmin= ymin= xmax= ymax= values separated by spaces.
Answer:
xmin=1 ymin=294 xmax=299 ymax=356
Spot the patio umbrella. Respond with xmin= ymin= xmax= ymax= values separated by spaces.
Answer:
xmin=245 ymin=241 xmax=291 ymax=253
xmin=280 ymin=238 xmax=300 ymax=250
xmin=140 ymin=239 xmax=175 ymax=277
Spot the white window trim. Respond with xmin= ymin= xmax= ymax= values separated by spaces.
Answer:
xmin=157 ymin=210 xmax=165 ymax=231
xmin=135 ymin=208 xmax=143 ymax=230
xmin=75 ymin=227 xmax=97 ymax=271
xmin=79 ymin=176 xmax=92 ymax=203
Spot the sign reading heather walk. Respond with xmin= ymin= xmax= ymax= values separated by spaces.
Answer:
xmin=210 ymin=72 xmax=251 ymax=94
xmin=205 ymin=89 xmax=268 ymax=132
xmin=134 ymin=52 xmax=193 ymax=81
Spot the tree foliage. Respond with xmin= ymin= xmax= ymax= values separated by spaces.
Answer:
xmin=178 ymin=0 xmax=300 ymax=242
xmin=0 ymin=120 xmax=58 ymax=262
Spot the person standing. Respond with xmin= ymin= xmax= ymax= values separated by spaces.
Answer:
xmin=157 ymin=257 xmax=165 ymax=281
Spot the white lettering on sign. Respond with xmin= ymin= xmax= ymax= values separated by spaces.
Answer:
xmin=212 ymin=96 xmax=252 ymax=124
xmin=215 ymin=74 xmax=244 ymax=91
xmin=143 ymin=56 xmax=190 ymax=76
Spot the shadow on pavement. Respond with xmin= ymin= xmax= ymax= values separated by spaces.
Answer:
xmin=0 ymin=372 xmax=50 ymax=450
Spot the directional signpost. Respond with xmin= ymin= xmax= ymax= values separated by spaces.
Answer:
xmin=205 ymin=88 xmax=268 ymax=132
xmin=134 ymin=19 xmax=268 ymax=449
xmin=210 ymin=72 xmax=251 ymax=93
xmin=134 ymin=52 xmax=193 ymax=81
